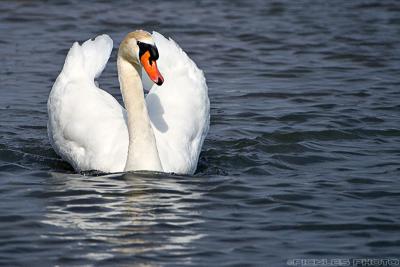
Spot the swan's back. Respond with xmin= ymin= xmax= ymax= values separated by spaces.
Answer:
xmin=147 ymin=32 xmax=210 ymax=174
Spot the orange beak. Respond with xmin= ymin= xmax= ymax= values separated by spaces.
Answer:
xmin=140 ymin=51 xmax=164 ymax=86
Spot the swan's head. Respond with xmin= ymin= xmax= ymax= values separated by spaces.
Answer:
xmin=119 ymin=30 xmax=164 ymax=86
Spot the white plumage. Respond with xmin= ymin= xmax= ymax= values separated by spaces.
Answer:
xmin=47 ymin=32 xmax=209 ymax=174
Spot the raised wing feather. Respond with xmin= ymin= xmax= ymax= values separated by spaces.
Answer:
xmin=48 ymin=35 xmax=128 ymax=172
xmin=147 ymin=32 xmax=210 ymax=174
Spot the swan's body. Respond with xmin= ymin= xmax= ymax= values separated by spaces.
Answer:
xmin=47 ymin=31 xmax=209 ymax=174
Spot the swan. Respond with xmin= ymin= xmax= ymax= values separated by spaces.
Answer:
xmin=47 ymin=30 xmax=209 ymax=174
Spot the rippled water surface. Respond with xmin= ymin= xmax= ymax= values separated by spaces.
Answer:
xmin=1 ymin=0 xmax=400 ymax=266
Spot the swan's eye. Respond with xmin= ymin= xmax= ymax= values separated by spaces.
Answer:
xmin=137 ymin=41 xmax=159 ymax=64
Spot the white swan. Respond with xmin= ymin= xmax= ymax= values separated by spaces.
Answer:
xmin=47 ymin=30 xmax=209 ymax=174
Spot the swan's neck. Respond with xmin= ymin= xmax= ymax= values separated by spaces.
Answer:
xmin=117 ymin=55 xmax=163 ymax=172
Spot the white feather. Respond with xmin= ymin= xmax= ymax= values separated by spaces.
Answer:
xmin=47 ymin=32 xmax=209 ymax=174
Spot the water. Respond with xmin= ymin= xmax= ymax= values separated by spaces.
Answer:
xmin=1 ymin=0 xmax=400 ymax=266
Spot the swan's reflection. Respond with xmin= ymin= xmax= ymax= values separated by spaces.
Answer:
xmin=42 ymin=171 xmax=204 ymax=261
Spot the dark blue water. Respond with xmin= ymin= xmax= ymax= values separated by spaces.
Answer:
xmin=1 ymin=0 xmax=400 ymax=266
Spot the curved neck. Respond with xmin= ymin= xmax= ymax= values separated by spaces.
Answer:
xmin=117 ymin=54 xmax=163 ymax=172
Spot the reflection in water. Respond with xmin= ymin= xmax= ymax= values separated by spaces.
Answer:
xmin=42 ymin=172 xmax=204 ymax=261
